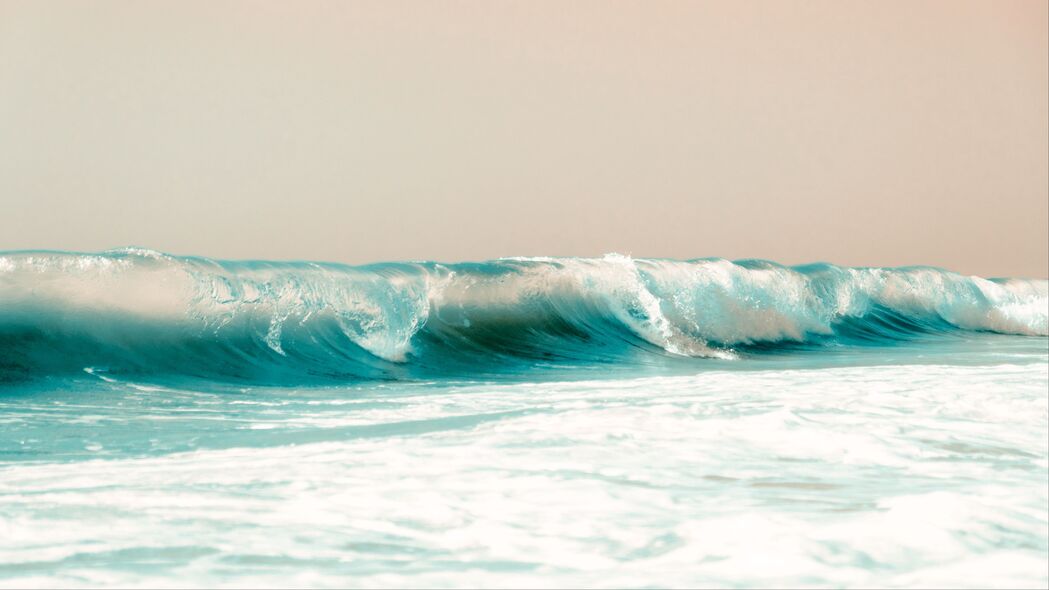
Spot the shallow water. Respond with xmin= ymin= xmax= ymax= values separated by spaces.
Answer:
xmin=1 ymin=339 xmax=1046 ymax=588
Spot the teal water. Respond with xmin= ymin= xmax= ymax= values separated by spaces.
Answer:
xmin=1 ymin=251 xmax=1047 ymax=587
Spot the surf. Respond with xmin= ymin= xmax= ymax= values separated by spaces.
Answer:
xmin=1 ymin=248 xmax=1045 ymax=383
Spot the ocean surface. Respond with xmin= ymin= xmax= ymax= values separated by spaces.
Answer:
xmin=1 ymin=249 xmax=1046 ymax=588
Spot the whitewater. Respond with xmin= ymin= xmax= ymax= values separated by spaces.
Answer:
xmin=1 ymin=249 xmax=1046 ymax=587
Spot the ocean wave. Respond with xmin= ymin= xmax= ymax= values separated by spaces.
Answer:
xmin=1 ymin=249 xmax=1045 ymax=382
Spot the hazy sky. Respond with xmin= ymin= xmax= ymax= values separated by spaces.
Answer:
xmin=1 ymin=1 xmax=1046 ymax=276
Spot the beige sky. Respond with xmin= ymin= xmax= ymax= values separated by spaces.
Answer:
xmin=1 ymin=1 xmax=1046 ymax=277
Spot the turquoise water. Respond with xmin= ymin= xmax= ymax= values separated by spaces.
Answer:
xmin=1 ymin=251 xmax=1047 ymax=587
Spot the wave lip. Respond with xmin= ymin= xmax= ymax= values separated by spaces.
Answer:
xmin=1 ymin=249 xmax=1045 ymax=383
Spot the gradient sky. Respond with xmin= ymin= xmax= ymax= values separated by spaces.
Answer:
xmin=1 ymin=0 xmax=1046 ymax=277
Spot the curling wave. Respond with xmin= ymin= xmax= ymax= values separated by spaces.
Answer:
xmin=0 ymin=249 xmax=1045 ymax=382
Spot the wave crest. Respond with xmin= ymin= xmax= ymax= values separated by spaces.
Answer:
xmin=1 ymin=250 xmax=1045 ymax=382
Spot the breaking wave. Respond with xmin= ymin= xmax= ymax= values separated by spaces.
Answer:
xmin=1 ymin=249 xmax=1045 ymax=382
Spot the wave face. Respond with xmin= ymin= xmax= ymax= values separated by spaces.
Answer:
xmin=1 ymin=249 xmax=1045 ymax=383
